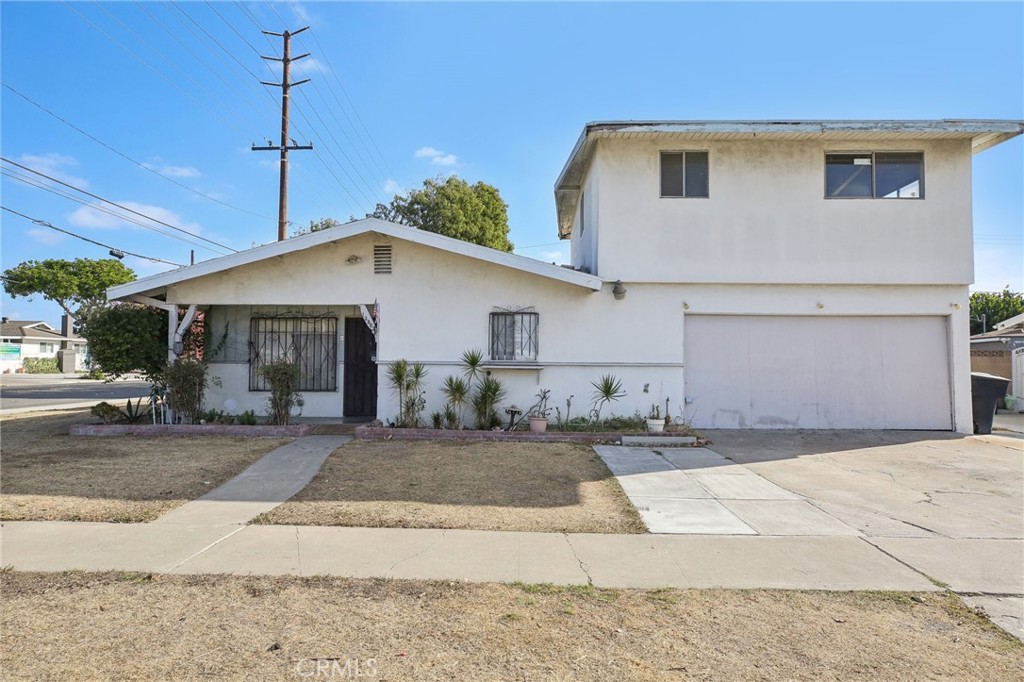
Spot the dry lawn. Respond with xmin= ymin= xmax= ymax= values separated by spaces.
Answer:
xmin=258 ymin=439 xmax=645 ymax=533
xmin=1 ymin=571 xmax=1021 ymax=681
xmin=0 ymin=410 xmax=289 ymax=523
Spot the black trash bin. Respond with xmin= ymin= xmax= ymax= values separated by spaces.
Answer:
xmin=971 ymin=372 xmax=1011 ymax=435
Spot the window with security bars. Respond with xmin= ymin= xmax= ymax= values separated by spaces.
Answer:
xmin=249 ymin=317 xmax=338 ymax=391
xmin=489 ymin=312 xmax=538 ymax=362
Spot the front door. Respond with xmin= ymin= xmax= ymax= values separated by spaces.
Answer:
xmin=344 ymin=317 xmax=377 ymax=417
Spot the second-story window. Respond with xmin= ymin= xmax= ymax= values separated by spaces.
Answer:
xmin=660 ymin=151 xmax=709 ymax=198
xmin=825 ymin=152 xmax=924 ymax=199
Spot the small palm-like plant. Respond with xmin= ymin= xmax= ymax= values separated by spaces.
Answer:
xmin=461 ymin=348 xmax=484 ymax=383
xmin=441 ymin=375 xmax=470 ymax=429
xmin=473 ymin=375 xmax=507 ymax=429
xmin=387 ymin=359 xmax=428 ymax=427
xmin=591 ymin=374 xmax=626 ymax=422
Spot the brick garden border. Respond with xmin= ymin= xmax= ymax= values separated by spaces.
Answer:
xmin=69 ymin=424 xmax=312 ymax=437
xmin=354 ymin=426 xmax=702 ymax=445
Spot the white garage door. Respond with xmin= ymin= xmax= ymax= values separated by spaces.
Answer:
xmin=684 ymin=315 xmax=952 ymax=430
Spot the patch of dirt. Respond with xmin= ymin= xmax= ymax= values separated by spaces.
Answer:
xmin=0 ymin=410 xmax=290 ymax=522
xmin=1 ymin=572 xmax=1021 ymax=681
xmin=258 ymin=439 xmax=646 ymax=533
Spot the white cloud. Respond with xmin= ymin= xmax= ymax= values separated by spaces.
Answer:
xmin=383 ymin=179 xmax=402 ymax=195
xmin=126 ymin=257 xmax=182 ymax=275
xmin=16 ymin=152 xmax=89 ymax=188
xmin=143 ymin=162 xmax=201 ymax=179
xmin=414 ymin=146 xmax=460 ymax=167
xmin=539 ymin=250 xmax=568 ymax=264
xmin=290 ymin=56 xmax=328 ymax=78
xmin=26 ymin=227 xmax=65 ymax=246
xmin=67 ymin=201 xmax=203 ymax=234
xmin=287 ymin=1 xmax=312 ymax=25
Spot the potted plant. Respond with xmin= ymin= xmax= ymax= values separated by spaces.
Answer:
xmin=528 ymin=388 xmax=551 ymax=433
xmin=647 ymin=404 xmax=665 ymax=433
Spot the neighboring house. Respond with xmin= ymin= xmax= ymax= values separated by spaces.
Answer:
xmin=0 ymin=317 xmax=88 ymax=373
xmin=107 ymin=119 xmax=1024 ymax=433
xmin=970 ymin=312 xmax=1024 ymax=397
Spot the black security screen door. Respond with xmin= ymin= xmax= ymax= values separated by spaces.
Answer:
xmin=344 ymin=317 xmax=377 ymax=417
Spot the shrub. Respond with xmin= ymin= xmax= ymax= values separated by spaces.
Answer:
xmin=90 ymin=401 xmax=122 ymax=423
xmin=80 ymin=303 xmax=167 ymax=382
xmin=164 ymin=358 xmax=207 ymax=424
xmin=261 ymin=359 xmax=301 ymax=425
xmin=22 ymin=357 xmax=59 ymax=374
xmin=237 ymin=409 xmax=258 ymax=426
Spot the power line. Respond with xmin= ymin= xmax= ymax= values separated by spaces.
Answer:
xmin=60 ymin=1 xmax=254 ymax=142
xmin=1 ymin=206 xmax=185 ymax=266
xmin=1 ymin=82 xmax=274 ymax=221
xmin=307 ymin=25 xmax=396 ymax=184
xmin=0 ymin=156 xmax=237 ymax=254
xmin=1 ymin=167 xmax=226 ymax=253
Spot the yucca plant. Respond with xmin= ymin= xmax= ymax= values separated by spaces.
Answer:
xmin=387 ymin=359 xmax=428 ymax=427
xmin=461 ymin=348 xmax=484 ymax=383
xmin=441 ymin=375 xmax=470 ymax=429
xmin=472 ymin=375 xmax=507 ymax=429
xmin=591 ymin=373 xmax=626 ymax=422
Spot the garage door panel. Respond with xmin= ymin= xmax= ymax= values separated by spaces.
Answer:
xmin=748 ymin=319 xmax=818 ymax=428
xmin=685 ymin=315 xmax=951 ymax=430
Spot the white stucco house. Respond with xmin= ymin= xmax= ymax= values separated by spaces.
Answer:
xmin=107 ymin=119 xmax=1023 ymax=433
xmin=0 ymin=317 xmax=88 ymax=373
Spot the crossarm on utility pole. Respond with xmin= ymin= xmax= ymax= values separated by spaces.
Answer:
xmin=252 ymin=26 xmax=313 ymax=242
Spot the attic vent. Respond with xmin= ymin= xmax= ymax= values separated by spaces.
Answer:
xmin=373 ymin=245 xmax=392 ymax=274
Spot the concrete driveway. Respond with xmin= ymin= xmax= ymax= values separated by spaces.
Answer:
xmin=596 ymin=428 xmax=1023 ymax=638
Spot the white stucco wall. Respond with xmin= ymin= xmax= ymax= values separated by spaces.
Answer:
xmin=165 ymin=232 xmax=970 ymax=432
xmin=582 ymin=137 xmax=973 ymax=285
xmin=172 ymin=234 xmax=684 ymax=423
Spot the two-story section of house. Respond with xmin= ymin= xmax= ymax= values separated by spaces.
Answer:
xmin=555 ymin=120 xmax=1023 ymax=432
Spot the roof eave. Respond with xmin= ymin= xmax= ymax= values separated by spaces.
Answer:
xmin=107 ymin=218 xmax=602 ymax=301
xmin=553 ymin=119 xmax=1024 ymax=236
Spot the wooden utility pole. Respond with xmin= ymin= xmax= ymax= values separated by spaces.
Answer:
xmin=252 ymin=27 xmax=313 ymax=241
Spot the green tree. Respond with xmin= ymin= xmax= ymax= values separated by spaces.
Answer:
xmin=969 ymin=287 xmax=1023 ymax=335
xmin=80 ymin=304 xmax=168 ymax=381
xmin=2 ymin=258 xmax=135 ymax=323
xmin=368 ymin=176 xmax=514 ymax=251
xmin=291 ymin=217 xmax=342 ymax=237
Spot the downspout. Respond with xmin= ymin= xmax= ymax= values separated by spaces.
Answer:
xmin=132 ymin=296 xmax=197 ymax=363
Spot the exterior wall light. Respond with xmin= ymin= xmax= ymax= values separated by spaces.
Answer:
xmin=612 ymin=280 xmax=627 ymax=300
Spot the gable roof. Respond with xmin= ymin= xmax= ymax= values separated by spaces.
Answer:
xmin=0 ymin=320 xmax=66 ymax=340
xmin=107 ymin=218 xmax=603 ymax=300
xmin=554 ymin=119 xmax=1024 ymax=238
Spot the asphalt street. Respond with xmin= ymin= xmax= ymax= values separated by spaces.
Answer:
xmin=0 ymin=375 xmax=151 ymax=413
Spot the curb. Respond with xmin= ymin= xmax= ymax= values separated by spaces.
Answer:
xmin=70 ymin=423 xmax=313 ymax=437
xmin=0 ymin=401 xmax=111 ymax=416
xmin=354 ymin=426 xmax=703 ymax=445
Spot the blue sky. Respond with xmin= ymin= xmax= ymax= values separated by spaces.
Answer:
xmin=2 ymin=1 xmax=1022 ymax=327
